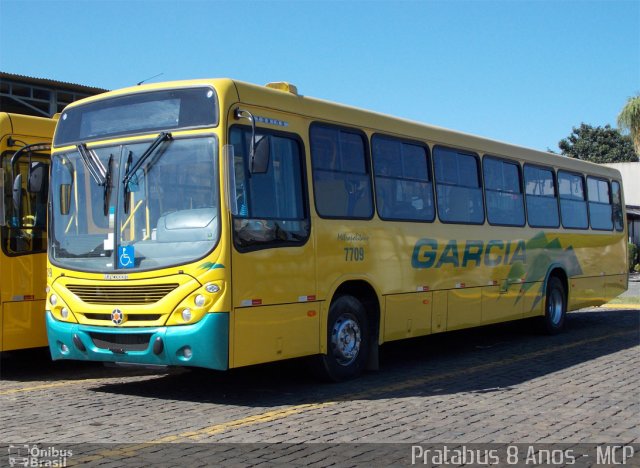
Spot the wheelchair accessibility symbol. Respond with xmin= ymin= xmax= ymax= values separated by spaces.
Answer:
xmin=118 ymin=245 xmax=135 ymax=269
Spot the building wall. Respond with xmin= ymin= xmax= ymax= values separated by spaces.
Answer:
xmin=603 ymin=162 xmax=640 ymax=206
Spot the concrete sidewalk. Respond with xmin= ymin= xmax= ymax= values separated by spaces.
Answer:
xmin=602 ymin=273 xmax=640 ymax=308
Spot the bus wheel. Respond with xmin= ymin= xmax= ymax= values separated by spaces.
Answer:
xmin=319 ymin=295 xmax=369 ymax=382
xmin=541 ymin=276 xmax=567 ymax=334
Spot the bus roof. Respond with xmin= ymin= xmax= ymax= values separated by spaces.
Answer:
xmin=60 ymin=78 xmax=622 ymax=180
xmin=0 ymin=112 xmax=57 ymax=142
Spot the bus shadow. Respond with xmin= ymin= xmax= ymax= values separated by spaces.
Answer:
xmin=91 ymin=309 xmax=639 ymax=406
xmin=0 ymin=348 xmax=177 ymax=382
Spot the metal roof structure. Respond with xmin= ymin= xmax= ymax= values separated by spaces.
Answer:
xmin=0 ymin=71 xmax=108 ymax=117
xmin=627 ymin=206 xmax=640 ymax=218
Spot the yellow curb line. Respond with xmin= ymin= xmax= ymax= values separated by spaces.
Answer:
xmin=0 ymin=379 xmax=108 ymax=396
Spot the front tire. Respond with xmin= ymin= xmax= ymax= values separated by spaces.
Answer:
xmin=541 ymin=276 xmax=567 ymax=334
xmin=318 ymin=295 xmax=369 ymax=382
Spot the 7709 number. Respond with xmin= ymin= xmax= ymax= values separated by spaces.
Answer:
xmin=344 ymin=247 xmax=365 ymax=261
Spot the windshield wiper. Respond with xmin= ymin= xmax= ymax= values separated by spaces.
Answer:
xmin=123 ymin=150 xmax=133 ymax=214
xmin=78 ymin=143 xmax=112 ymax=217
xmin=122 ymin=132 xmax=172 ymax=214
xmin=77 ymin=143 xmax=107 ymax=186
xmin=103 ymin=154 xmax=113 ymax=216
xmin=122 ymin=132 xmax=172 ymax=188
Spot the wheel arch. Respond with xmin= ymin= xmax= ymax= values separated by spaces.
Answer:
xmin=544 ymin=264 xmax=569 ymax=304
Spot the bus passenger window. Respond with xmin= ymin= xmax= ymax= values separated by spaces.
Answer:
xmin=558 ymin=171 xmax=588 ymax=229
xmin=611 ymin=181 xmax=624 ymax=232
xmin=310 ymin=125 xmax=373 ymax=219
xmin=524 ymin=165 xmax=559 ymax=228
xmin=587 ymin=177 xmax=613 ymax=231
xmin=483 ymin=156 xmax=524 ymax=227
xmin=372 ymin=135 xmax=434 ymax=222
xmin=433 ymin=146 xmax=484 ymax=224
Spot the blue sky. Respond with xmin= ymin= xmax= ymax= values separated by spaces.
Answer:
xmin=1 ymin=0 xmax=638 ymax=152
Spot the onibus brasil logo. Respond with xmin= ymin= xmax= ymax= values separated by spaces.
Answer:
xmin=8 ymin=444 xmax=73 ymax=467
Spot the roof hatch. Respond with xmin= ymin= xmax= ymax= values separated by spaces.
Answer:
xmin=265 ymin=82 xmax=298 ymax=95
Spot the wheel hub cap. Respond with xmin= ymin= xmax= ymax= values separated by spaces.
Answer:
xmin=330 ymin=314 xmax=361 ymax=366
xmin=548 ymin=289 xmax=563 ymax=325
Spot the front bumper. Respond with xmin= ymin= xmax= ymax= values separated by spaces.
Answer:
xmin=46 ymin=311 xmax=229 ymax=370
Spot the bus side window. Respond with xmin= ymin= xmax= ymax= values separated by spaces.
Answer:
xmin=611 ymin=181 xmax=624 ymax=232
xmin=372 ymin=134 xmax=434 ymax=222
xmin=524 ymin=164 xmax=559 ymax=228
xmin=433 ymin=146 xmax=484 ymax=224
xmin=230 ymin=126 xmax=309 ymax=250
xmin=483 ymin=156 xmax=525 ymax=227
xmin=587 ymin=176 xmax=613 ymax=231
xmin=310 ymin=124 xmax=373 ymax=219
xmin=558 ymin=170 xmax=588 ymax=229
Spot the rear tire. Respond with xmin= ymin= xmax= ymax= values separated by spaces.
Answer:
xmin=317 ymin=295 xmax=369 ymax=382
xmin=541 ymin=276 xmax=567 ymax=334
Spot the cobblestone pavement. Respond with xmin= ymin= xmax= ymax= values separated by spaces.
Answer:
xmin=0 ymin=307 xmax=638 ymax=465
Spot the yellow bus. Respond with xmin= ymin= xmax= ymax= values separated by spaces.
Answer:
xmin=1 ymin=113 xmax=55 ymax=352
xmin=45 ymin=79 xmax=628 ymax=380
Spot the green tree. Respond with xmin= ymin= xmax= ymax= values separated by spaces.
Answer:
xmin=558 ymin=123 xmax=637 ymax=163
xmin=617 ymin=94 xmax=640 ymax=155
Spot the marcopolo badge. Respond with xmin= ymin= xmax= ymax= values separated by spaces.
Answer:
xmin=111 ymin=309 xmax=124 ymax=325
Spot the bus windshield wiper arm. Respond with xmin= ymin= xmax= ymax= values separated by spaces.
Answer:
xmin=77 ymin=143 xmax=107 ymax=186
xmin=122 ymin=131 xmax=172 ymax=188
xmin=103 ymin=154 xmax=113 ymax=216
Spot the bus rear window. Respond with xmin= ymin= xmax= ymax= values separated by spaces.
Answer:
xmin=55 ymin=87 xmax=218 ymax=145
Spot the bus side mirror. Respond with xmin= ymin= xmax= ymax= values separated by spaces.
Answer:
xmin=28 ymin=162 xmax=48 ymax=194
xmin=12 ymin=173 xmax=22 ymax=225
xmin=251 ymin=136 xmax=270 ymax=174
xmin=60 ymin=184 xmax=71 ymax=215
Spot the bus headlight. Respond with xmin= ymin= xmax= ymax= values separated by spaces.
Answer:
xmin=48 ymin=294 xmax=78 ymax=323
xmin=181 ymin=308 xmax=192 ymax=322
xmin=205 ymin=283 xmax=220 ymax=294
xmin=194 ymin=295 xmax=205 ymax=307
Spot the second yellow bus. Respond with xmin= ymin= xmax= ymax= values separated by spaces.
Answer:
xmin=1 ymin=112 xmax=55 ymax=352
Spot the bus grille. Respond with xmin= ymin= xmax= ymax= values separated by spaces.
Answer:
xmin=89 ymin=332 xmax=152 ymax=352
xmin=83 ymin=313 xmax=162 ymax=322
xmin=66 ymin=284 xmax=179 ymax=305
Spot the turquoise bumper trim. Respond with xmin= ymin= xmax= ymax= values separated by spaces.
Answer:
xmin=46 ymin=311 xmax=229 ymax=370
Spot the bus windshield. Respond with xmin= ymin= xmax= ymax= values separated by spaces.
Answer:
xmin=1 ymin=149 xmax=49 ymax=255
xmin=49 ymin=136 xmax=219 ymax=272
